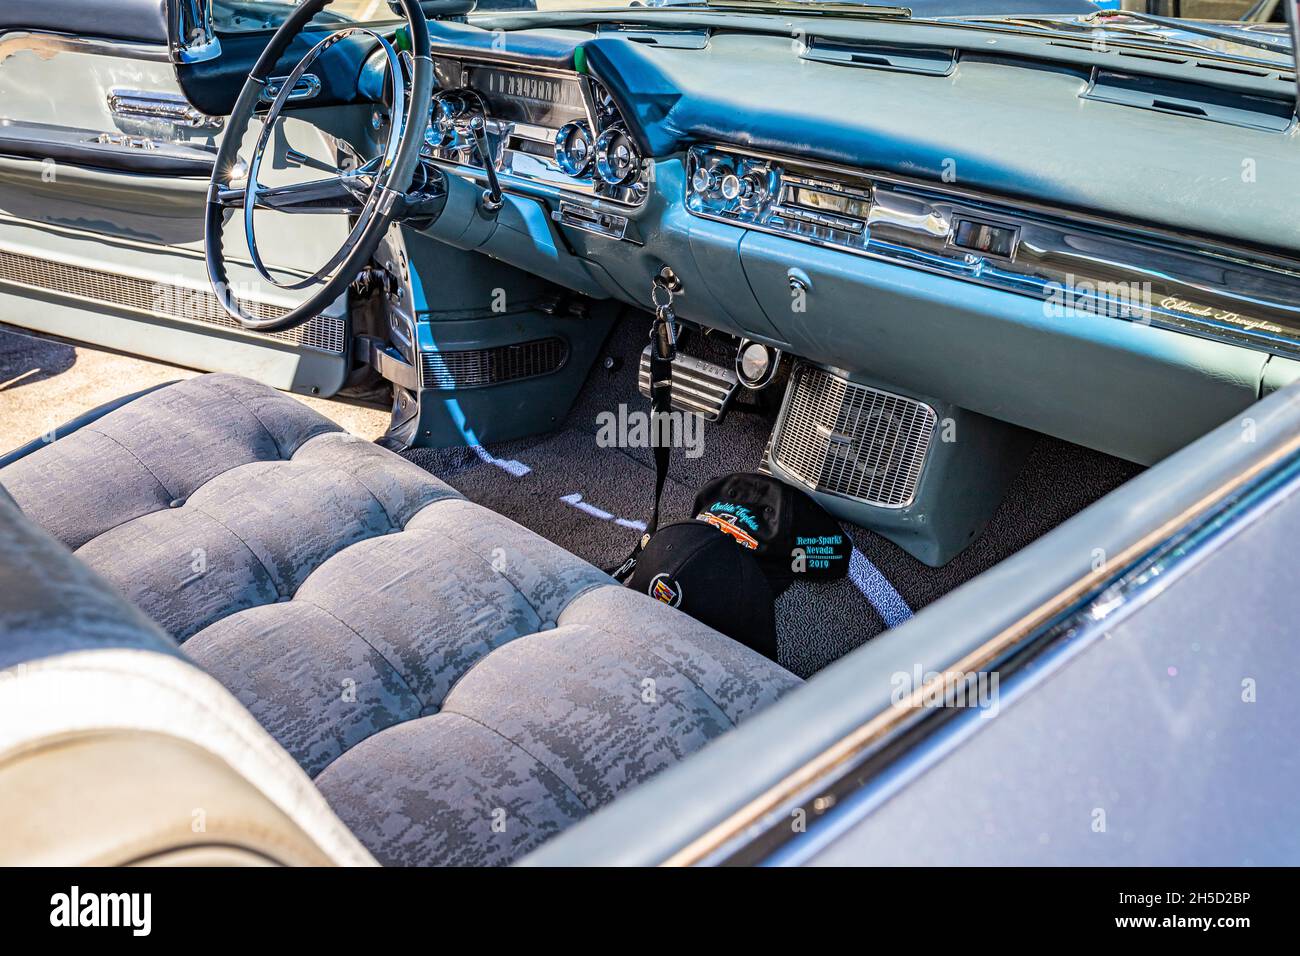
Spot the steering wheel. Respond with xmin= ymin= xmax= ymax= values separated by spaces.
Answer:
xmin=205 ymin=0 xmax=432 ymax=332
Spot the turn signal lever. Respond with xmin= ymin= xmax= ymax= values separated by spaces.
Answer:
xmin=468 ymin=116 xmax=504 ymax=217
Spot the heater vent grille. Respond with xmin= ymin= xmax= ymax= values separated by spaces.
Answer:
xmin=773 ymin=364 xmax=936 ymax=508
xmin=420 ymin=337 xmax=568 ymax=389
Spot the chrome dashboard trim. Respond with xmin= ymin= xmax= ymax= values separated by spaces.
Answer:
xmin=687 ymin=144 xmax=1300 ymax=359
xmin=553 ymin=199 xmax=629 ymax=240
xmin=259 ymin=74 xmax=322 ymax=104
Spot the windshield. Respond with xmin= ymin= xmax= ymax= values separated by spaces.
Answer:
xmin=224 ymin=1 xmax=1283 ymax=20
xmin=217 ymin=1 xmax=1295 ymax=69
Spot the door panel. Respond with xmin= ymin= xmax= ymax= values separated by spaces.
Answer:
xmin=0 ymin=13 xmax=361 ymax=397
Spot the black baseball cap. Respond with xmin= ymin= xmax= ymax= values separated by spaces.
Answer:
xmin=626 ymin=520 xmax=777 ymax=660
xmin=692 ymin=472 xmax=851 ymax=589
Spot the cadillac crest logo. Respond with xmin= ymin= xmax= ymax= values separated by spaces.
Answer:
xmin=649 ymin=573 xmax=682 ymax=607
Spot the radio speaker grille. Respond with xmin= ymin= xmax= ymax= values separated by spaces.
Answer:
xmin=420 ymin=337 xmax=568 ymax=390
xmin=772 ymin=364 xmax=936 ymax=508
xmin=0 ymin=248 xmax=344 ymax=353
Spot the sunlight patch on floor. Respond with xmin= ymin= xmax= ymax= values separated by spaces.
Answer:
xmin=0 ymin=327 xmax=390 ymax=451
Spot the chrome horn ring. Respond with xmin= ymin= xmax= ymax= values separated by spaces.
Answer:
xmin=242 ymin=29 xmax=405 ymax=291
xmin=204 ymin=0 xmax=433 ymax=333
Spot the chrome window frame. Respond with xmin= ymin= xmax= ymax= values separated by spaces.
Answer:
xmin=1289 ymin=0 xmax=1300 ymax=119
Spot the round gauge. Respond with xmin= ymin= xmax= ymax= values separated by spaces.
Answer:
xmin=593 ymin=127 xmax=641 ymax=188
xmin=429 ymin=90 xmax=478 ymax=148
xmin=433 ymin=90 xmax=467 ymax=122
xmin=554 ymin=120 xmax=594 ymax=178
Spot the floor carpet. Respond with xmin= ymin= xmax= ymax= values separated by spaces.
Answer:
xmin=404 ymin=316 xmax=1143 ymax=677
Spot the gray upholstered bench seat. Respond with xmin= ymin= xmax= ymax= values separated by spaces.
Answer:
xmin=0 ymin=374 xmax=798 ymax=865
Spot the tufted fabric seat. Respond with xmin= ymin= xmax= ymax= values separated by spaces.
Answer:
xmin=0 ymin=374 xmax=798 ymax=865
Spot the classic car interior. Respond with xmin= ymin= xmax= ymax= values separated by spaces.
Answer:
xmin=2 ymin=0 xmax=1299 ymax=866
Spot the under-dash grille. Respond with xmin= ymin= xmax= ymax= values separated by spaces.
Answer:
xmin=773 ymin=364 xmax=936 ymax=508
xmin=420 ymin=337 xmax=568 ymax=390
xmin=0 ymin=248 xmax=344 ymax=353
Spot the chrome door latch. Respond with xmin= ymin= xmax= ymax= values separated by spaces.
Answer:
xmin=107 ymin=89 xmax=223 ymax=130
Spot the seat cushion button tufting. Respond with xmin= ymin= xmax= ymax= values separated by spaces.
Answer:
xmin=168 ymin=498 xmax=186 ymax=509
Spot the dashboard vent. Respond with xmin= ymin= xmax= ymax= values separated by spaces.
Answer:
xmin=595 ymin=25 xmax=710 ymax=49
xmin=1083 ymin=69 xmax=1293 ymax=132
xmin=772 ymin=365 xmax=936 ymax=509
xmin=419 ymin=337 xmax=568 ymax=390
xmin=799 ymin=38 xmax=956 ymax=76
xmin=0 ymin=248 xmax=343 ymax=353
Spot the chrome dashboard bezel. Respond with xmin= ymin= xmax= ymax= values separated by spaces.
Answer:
xmin=686 ymin=144 xmax=1300 ymax=360
xmin=422 ymin=57 xmax=649 ymax=209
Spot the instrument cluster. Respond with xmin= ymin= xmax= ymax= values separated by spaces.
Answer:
xmin=422 ymin=60 xmax=649 ymax=206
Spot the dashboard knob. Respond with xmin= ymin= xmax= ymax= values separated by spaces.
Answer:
xmin=593 ymin=127 xmax=641 ymax=188
xmin=554 ymin=120 xmax=594 ymax=178
xmin=691 ymin=164 xmax=725 ymax=194
xmin=719 ymin=172 xmax=751 ymax=202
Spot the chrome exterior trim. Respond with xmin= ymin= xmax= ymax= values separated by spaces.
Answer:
xmin=666 ymin=412 xmax=1300 ymax=867
xmin=1288 ymin=0 xmax=1300 ymax=119
xmin=0 ymin=31 xmax=170 ymax=63
xmin=687 ymin=144 xmax=1300 ymax=359
xmin=738 ymin=439 xmax=1300 ymax=868
xmin=107 ymin=88 xmax=222 ymax=129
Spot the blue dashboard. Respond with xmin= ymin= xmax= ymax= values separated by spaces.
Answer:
xmin=387 ymin=13 xmax=1300 ymax=466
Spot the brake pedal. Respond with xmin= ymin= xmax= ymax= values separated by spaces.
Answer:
xmin=637 ymin=346 xmax=739 ymax=422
